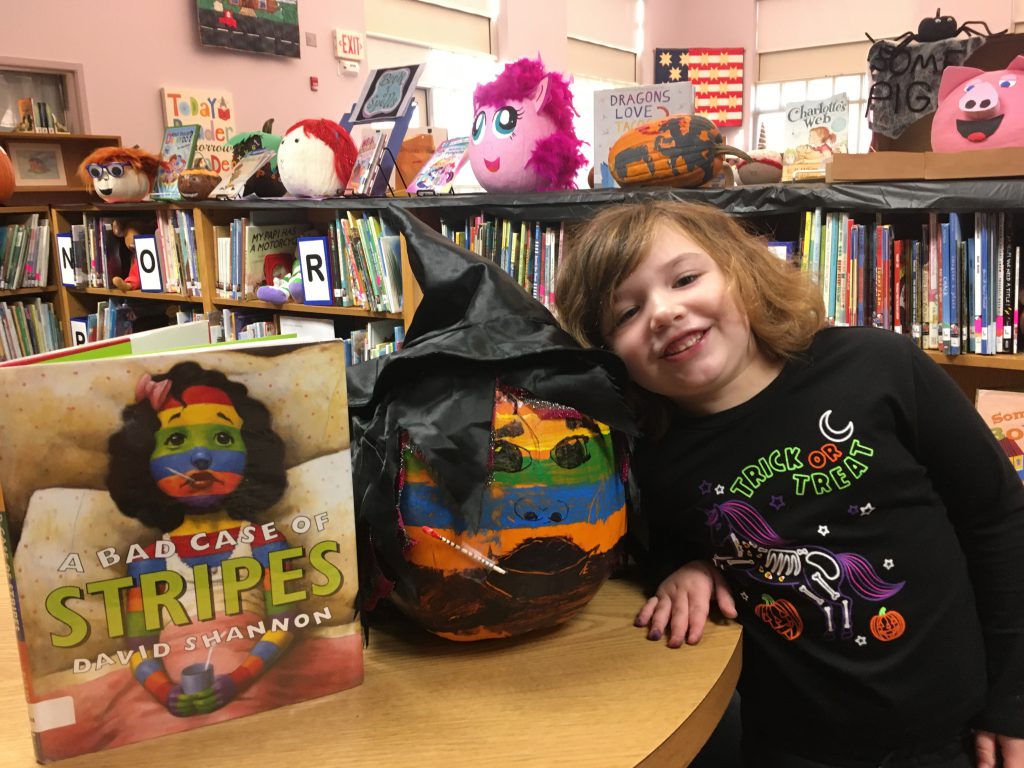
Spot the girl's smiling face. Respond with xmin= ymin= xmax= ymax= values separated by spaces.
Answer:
xmin=603 ymin=222 xmax=782 ymax=414
xmin=149 ymin=403 xmax=247 ymax=507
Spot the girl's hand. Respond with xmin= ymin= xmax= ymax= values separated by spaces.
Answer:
xmin=635 ymin=560 xmax=737 ymax=648
xmin=975 ymin=730 xmax=1024 ymax=768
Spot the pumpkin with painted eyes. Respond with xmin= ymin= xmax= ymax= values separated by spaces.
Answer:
xmin=395 ymin=383 xmax=628 ymax=640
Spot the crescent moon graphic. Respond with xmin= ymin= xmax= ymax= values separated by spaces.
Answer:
xmin=818 ymin=410 xmax=853 ymax=443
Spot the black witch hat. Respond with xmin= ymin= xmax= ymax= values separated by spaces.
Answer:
xmin=348 ymin=207 xmax=637 ymax=605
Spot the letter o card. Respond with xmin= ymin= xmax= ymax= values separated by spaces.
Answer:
xmin=298 ymin=236 xmax=332 ymax=305
xmin=132 ymin=235 xmax=164 ymax=293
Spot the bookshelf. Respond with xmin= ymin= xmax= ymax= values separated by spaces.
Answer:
xmin=0 ymin=132 xmax=121 ymax=206
xmin=4 ymin=178 xmax=1020 ymax=399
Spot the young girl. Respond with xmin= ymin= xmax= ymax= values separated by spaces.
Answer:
xmin=555 ymin=200 xmax=1024 ymax=768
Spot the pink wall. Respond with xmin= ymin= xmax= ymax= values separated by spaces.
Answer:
xmin=1 ymin=1 xmax=367 ymax=149
xmin=494 ymin=0 xmax=569 ymax=70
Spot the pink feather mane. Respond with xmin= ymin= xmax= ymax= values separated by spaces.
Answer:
xmin=473 ymin=57 xmax=587 ymax=190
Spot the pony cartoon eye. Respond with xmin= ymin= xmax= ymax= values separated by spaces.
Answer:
xmin=551 ymin=435 xmax=591 ymax=469
xmin=493 ymin=106 xmax=519 ymax=138
xmin=471 ymin=110 xmax=487 ymax=144
xmin=492 ymin=439 xmax=531 ymax=473
xmin=999 ymin=78 xmax=1017 ymax=88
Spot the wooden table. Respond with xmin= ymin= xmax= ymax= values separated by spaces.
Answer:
xmin=0 ymin=572 xmax=740 ymax=767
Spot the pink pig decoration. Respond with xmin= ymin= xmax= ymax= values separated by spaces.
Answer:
xmin=931 ymin=55 xmax=1024 ymax=152
xmin=468 ymin=57 xmax=587 ymax=193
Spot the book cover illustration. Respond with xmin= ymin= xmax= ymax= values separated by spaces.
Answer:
xmin=781 ymin=92 xmax=849 ymax=182
xmin=154 ymin=125 xmax=202 ymax=200
xmin=406 ymin=136 xmax=471 ymax=195
xmin=243 ymin=221 xmax=305 ymax=300
xmin=592 ymin=81 xmax=694 ymax=189
xmin=209 ymin=148 xmax=273 ymax=200
xmin=975 ymin=388 xmax=1024 ymax=481
xmin=345 ymin=129 xmax=388 ymax=196
xmin=161 ymin=87 xmax=236 ymax=177
xmin=0 ymin=341 xmax=362 ymax=762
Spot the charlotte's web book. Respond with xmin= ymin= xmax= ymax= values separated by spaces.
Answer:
xmin=592 ymin=82 xmax=694 ymax=189
xmin=781 ymin=92 xmax=849 ymax=182
xmin=406 ymin=136 xmax=471 ymax=194
xmin=0 ymin=340 xmax=362 ymax=763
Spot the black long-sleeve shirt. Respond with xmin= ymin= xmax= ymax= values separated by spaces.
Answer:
xmin=634 ymin=327 xmax=1024 ymax=766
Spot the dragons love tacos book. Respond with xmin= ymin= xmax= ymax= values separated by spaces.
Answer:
xmin=0 ymin=339 xmax=361 ymax=763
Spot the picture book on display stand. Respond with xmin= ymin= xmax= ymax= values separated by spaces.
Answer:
xmin=0 ymin=339 xmax=362 ymax=763
xmin=406 ymin=136 xmax=470 ymax=195
xmin=339 ymin=63 xmax=425 ymax=197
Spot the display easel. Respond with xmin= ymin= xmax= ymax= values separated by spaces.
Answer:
xmin=339 ymin=104 xmax=414 ymax=198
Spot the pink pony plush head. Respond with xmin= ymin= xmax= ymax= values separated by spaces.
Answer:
xmin=468 ymin=56 xmax=587 ymax=193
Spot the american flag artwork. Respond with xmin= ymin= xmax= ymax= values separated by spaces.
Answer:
xmin=653 ymin=48 xmax=744 ymax=127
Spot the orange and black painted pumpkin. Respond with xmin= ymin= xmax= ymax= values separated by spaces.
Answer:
xmin=755 ymin=594 xmax=803 ymax=640
xmin=869 ymin=606 xmax=906 ymax=642
xmin=608 ymin=114 xmax=749 ymax=188
xmin=0 ymin=147 xmax=14 ymax=204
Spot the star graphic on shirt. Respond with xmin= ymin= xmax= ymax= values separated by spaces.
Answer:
xmin=739 ymin=591 xmax=749 ymax=602
xmin=860 ymin=503 xmax=875 ymax=517
xmin=699 ymin=480 xmax=713 ymax=494
xmin=847 ymin=504 xmax=861 ymax=516
xmin=855 ymin=635 xmax=867 ymax=646
xmin=668 ymin=66 xmax=682 ymax=81
xmin=818 ymin=525 xmax=831 ymax=537
xmin=659 ymin=51 xmax=673 ymax=67
xmin=769 ymin=495 xmax=785 ymax=510
xmin=715 ymin=484 xmax=725 ymax=495
xmin=883 ymin=558 xmax=895 ymax=570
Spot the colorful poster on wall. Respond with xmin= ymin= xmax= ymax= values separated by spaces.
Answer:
xmin=653 ymin=47 xmax=744 ymax=127
xmin=195 ymin=0 xmax=301 ymax=58
xmin=161 ymin=87 xmax=236 ymax=176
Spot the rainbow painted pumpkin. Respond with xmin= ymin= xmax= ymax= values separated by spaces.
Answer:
xmin=395 ymin=384 xmax=628 ymax=641
xmin=608 ymin=114 xmax=749 ymax=188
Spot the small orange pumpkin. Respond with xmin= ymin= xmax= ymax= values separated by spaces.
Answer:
xmin=0 ymin=146 xmax=15 ymax=203
xmin=754 ymin=594 xmax=803 ymax=640
xmin=869 ymin=606 xmax=906 ymax=642
xmin=608 ymin=114 xmax=749 ymax=188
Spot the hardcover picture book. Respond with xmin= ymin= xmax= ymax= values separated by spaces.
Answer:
xmin=781 ymin=92 xmax=849 ymax=182
xmin=209 ymin=148 xmax=274 ymax=200
xmin=975 ymin=388 xmax=1024 ymax=482
xmin=406 ymin=136 xmax=471 ymax=194
xmin=345 ymin=129 xmax=388 ymax=196
xmin=243 ymin=221 xmax=306 ymax=299
xmin=154 ymin=125 xmax=201 ymax=200
xmin=0 ymin=340 xmax=362 ymax=762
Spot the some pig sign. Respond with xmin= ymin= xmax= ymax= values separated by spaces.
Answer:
xmin=931 ymin=55 xmax=1024 ymax=152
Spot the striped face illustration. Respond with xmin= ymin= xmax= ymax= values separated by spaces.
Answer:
xmin=149 ymin=385 xmax=247 ymax=507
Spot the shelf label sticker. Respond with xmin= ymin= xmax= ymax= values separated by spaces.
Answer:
xmin=133 ymin=235 xmax=163 ymax=293
xmin=57 ymin=233 xmax=75 ymax=287
xmin=70 ymin=317 xmax=89 ymax=347
xmin=298 ymin=236 xmax=333 ymax=306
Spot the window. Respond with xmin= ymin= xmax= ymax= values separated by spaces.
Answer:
xmin=751 ymin=73 xmax=872 ymax=152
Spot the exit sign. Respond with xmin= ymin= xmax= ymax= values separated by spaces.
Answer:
xmin=334 ymin=29 xmax=364 ymax=61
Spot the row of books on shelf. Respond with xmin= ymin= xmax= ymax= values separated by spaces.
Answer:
xmin=796 ymin=209 xmax=1021 ymax=356
xmin=214 ymin=211 xmax=402 ymax=314
xmin=63 ymin=210 xmax=200 ymax=296
xmin=14 ymin=96 xmax=67 ymax=133
xmin=0 ymin=298 xmax=62 ymax=361
xmin=0 ymin=212 xmax=50 ymax=290
xmin=440 ymin=216 xmax=564 ymax=310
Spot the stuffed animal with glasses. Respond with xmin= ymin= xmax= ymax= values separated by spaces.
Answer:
xmin=77 ymin=146 xmax=161 ymax=203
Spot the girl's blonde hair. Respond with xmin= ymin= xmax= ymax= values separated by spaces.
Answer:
xmin=555 ymin=200 xmax=825 ymax=360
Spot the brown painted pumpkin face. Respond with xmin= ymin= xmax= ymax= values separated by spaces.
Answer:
xmin=754 ymin=594 xmax=803 ymax=640
xmin=870 ymin=607 xmax=906 ymax=642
